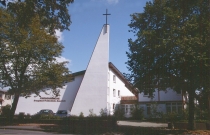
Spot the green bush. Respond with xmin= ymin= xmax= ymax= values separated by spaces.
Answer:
xmin=1 ymin=105 xmax=11 ymax=119
xmin=114 ymin=106 xmax=125 ymax=120
xmin=88 ymin=109 xmax=96 ymax=117
xmin=79 ymin=112 xmax=84 ymax=118
xmin=131 ymin=104 xmax=144 ymax=120
xmin=100 ymin=108 xmax=108 ymax=117
xmin=18 ymin=112 xmax=25 ymax=120
xmin=31 ymin=114 xmax=60 ymax=120
xmin=166 ymin=112 xmax=180 ymax=123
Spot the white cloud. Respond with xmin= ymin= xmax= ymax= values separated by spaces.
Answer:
xmin=55 ymin=56 xmax=70 ymax=63
xmin=55 ymin=29 xmax=63 ymax=42
xmin=107 ymin=0 xmax=119 ymax=4
xmin=55 ymin=56 xmax=71 ymax=69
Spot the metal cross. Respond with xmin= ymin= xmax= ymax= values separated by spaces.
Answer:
xmin=103 ymin=9 xmax=111 ymax=25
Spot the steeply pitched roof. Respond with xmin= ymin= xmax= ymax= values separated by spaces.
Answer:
xmin=109 ymin=62 xmax=138 ymax=97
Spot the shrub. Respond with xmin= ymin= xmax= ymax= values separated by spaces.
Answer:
xmin=131 ymin=104 xmax=144 ymax=120
xmin=166 ymin=112 xmax=179 ymax=123
xmin=18 ymin=112 xmax=25 ymax=120
xmin=88 ymin=109 xmax=96 ymax=117
xmin=114 ymin=106 xmax=125 ymax=120
xmin=181 ymin=109 xmax=189 ymax=120
xmin=31 ymin=114 xmax=60 ymax=120
xmin=1 ymin=105 xmax=11 ymax=119
xmin=79 ymin=112 xmax=84 ymax=118
xmin=100 ymin=108 xmax=108 ymax=117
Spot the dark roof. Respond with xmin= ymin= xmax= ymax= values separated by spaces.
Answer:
xmin=72 ymin=70 xmax=86 ymax=77
xmin=109 ymin=62 xmax=138 ymax=97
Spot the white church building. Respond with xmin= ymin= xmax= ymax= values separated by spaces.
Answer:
xmin=15 ymin=24 xmax=137 ymax=116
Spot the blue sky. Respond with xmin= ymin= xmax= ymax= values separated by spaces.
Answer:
xmin=56 ymin=0 xmax=149 ymax=74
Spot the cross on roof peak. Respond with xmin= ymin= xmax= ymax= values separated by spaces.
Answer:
xmin=103 ymin=9 xmax=111 ymax=25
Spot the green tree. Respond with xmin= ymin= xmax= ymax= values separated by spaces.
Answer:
xmin=1 ymin=0 xmax=74 ymax=34
xmin=0 ymin=8 xmax=71 ymax=121
xmin=126 ymin=0 xmax=210 ymax=130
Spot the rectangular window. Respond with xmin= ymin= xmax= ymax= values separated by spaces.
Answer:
xmin=118 ymin=90 xmax=120 ymax=97
xmin=166 ymin=103 xmax=183 ymax=113
xmin=143 ymin=91 xmax=149 ymax=97
xmin=147 ymin=104 xmax=151 ymax=115
xmin=113 ymin=89 xmax=116 ymax=97
xmin=5 ymin=94 xmax=11 ymax=100
xmin=113 ymin=104 xmax=115 ymax=109
xmin=113 ymin=75 xmax=116 ymax=83
xmin=125 ymin=105 xmax=128 ymax=114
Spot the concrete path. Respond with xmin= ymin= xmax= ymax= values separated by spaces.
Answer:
xmin=117 ymin=121 xmax=168 ymax=128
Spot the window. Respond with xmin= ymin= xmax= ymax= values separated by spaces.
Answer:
xmin=0 ymin=94 xmax=2 ymax=98
xmin=113 ymin=75 xmax=116 ymax=83
xmin=118 ymin=90 xmax=120 ymax=97
xmin=125 ymin=105 xmax=128 ymax=114
xmin=166 ymin=103 xmax=182 ymax=113
xmin=147 ymin=104 xmax=151 ymax=115
xmin=113 ymin=89 xmax=116 ymax=97
xmin=113 ymin=104 xmax=115 ymax=109
xmin=5 ymin=94 xmax=11 ymax=100
xmin=143 ymin=91 xmax=149 ymax=97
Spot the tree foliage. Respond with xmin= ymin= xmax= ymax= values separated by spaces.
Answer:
xmin=1 ymin=0 xmax=74 ymax=34
xmin=0 ymin=4 xmax=72 ymax=120
xmin=126 ymin=0 xmax=210 ymax=130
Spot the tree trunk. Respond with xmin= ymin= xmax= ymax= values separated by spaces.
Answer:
xmin=9 ymin=93 xmax=20 ymax=123
xmin=188 ymin=90 xmax=195 ymax=130
xmin=208 ymin=92 xmax=210 ymax=120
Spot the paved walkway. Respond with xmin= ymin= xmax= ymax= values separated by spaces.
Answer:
xmin=117 ymin=121 xmax=168 ymax=127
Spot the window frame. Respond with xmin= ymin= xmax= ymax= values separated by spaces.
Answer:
xmin=113 ymin=89 xmax=116 ymax=97
xmin=113 ymin=75 xmax=116 ymax=83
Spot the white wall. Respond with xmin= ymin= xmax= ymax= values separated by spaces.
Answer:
xmin=138 ymin=88 xmax=182 ymax=102
xmin=108 ymin=68 xmax=134 ymax=114
xmin=71 ymin=25 xmax=109 ymax=116
xmin=15 ymin=74 xmax=83 ymax=115
xmin=1 ymin=94 xmax=13 ymax=107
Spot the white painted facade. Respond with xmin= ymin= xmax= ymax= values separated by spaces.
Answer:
xmin=0 ymin=90 xmax=13 ymax=112
xmin=16 ymin=73 xmax=84 ymax=115
xmin=108 ymin=67 xmax=134 ymax=115
xmin=138 ymin=88 xmax=186 ymax=118
xmin=15 ymin=24 xmax=136 ymax=116
xmin=71 ymin=25 xmax=109 ymax=116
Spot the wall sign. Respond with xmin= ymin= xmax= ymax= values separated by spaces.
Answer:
xmin=34 ymin=97 xmax=66 ymax=102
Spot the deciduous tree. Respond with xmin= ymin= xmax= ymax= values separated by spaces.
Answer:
xmin=126 ymin=0 xmax=210 ymax=130
xmin=0 ymin=8 xmax=71 ymax=121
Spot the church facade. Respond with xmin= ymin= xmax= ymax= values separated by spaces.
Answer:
xmin=15 ymin=25 xmax=137 ymax=116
